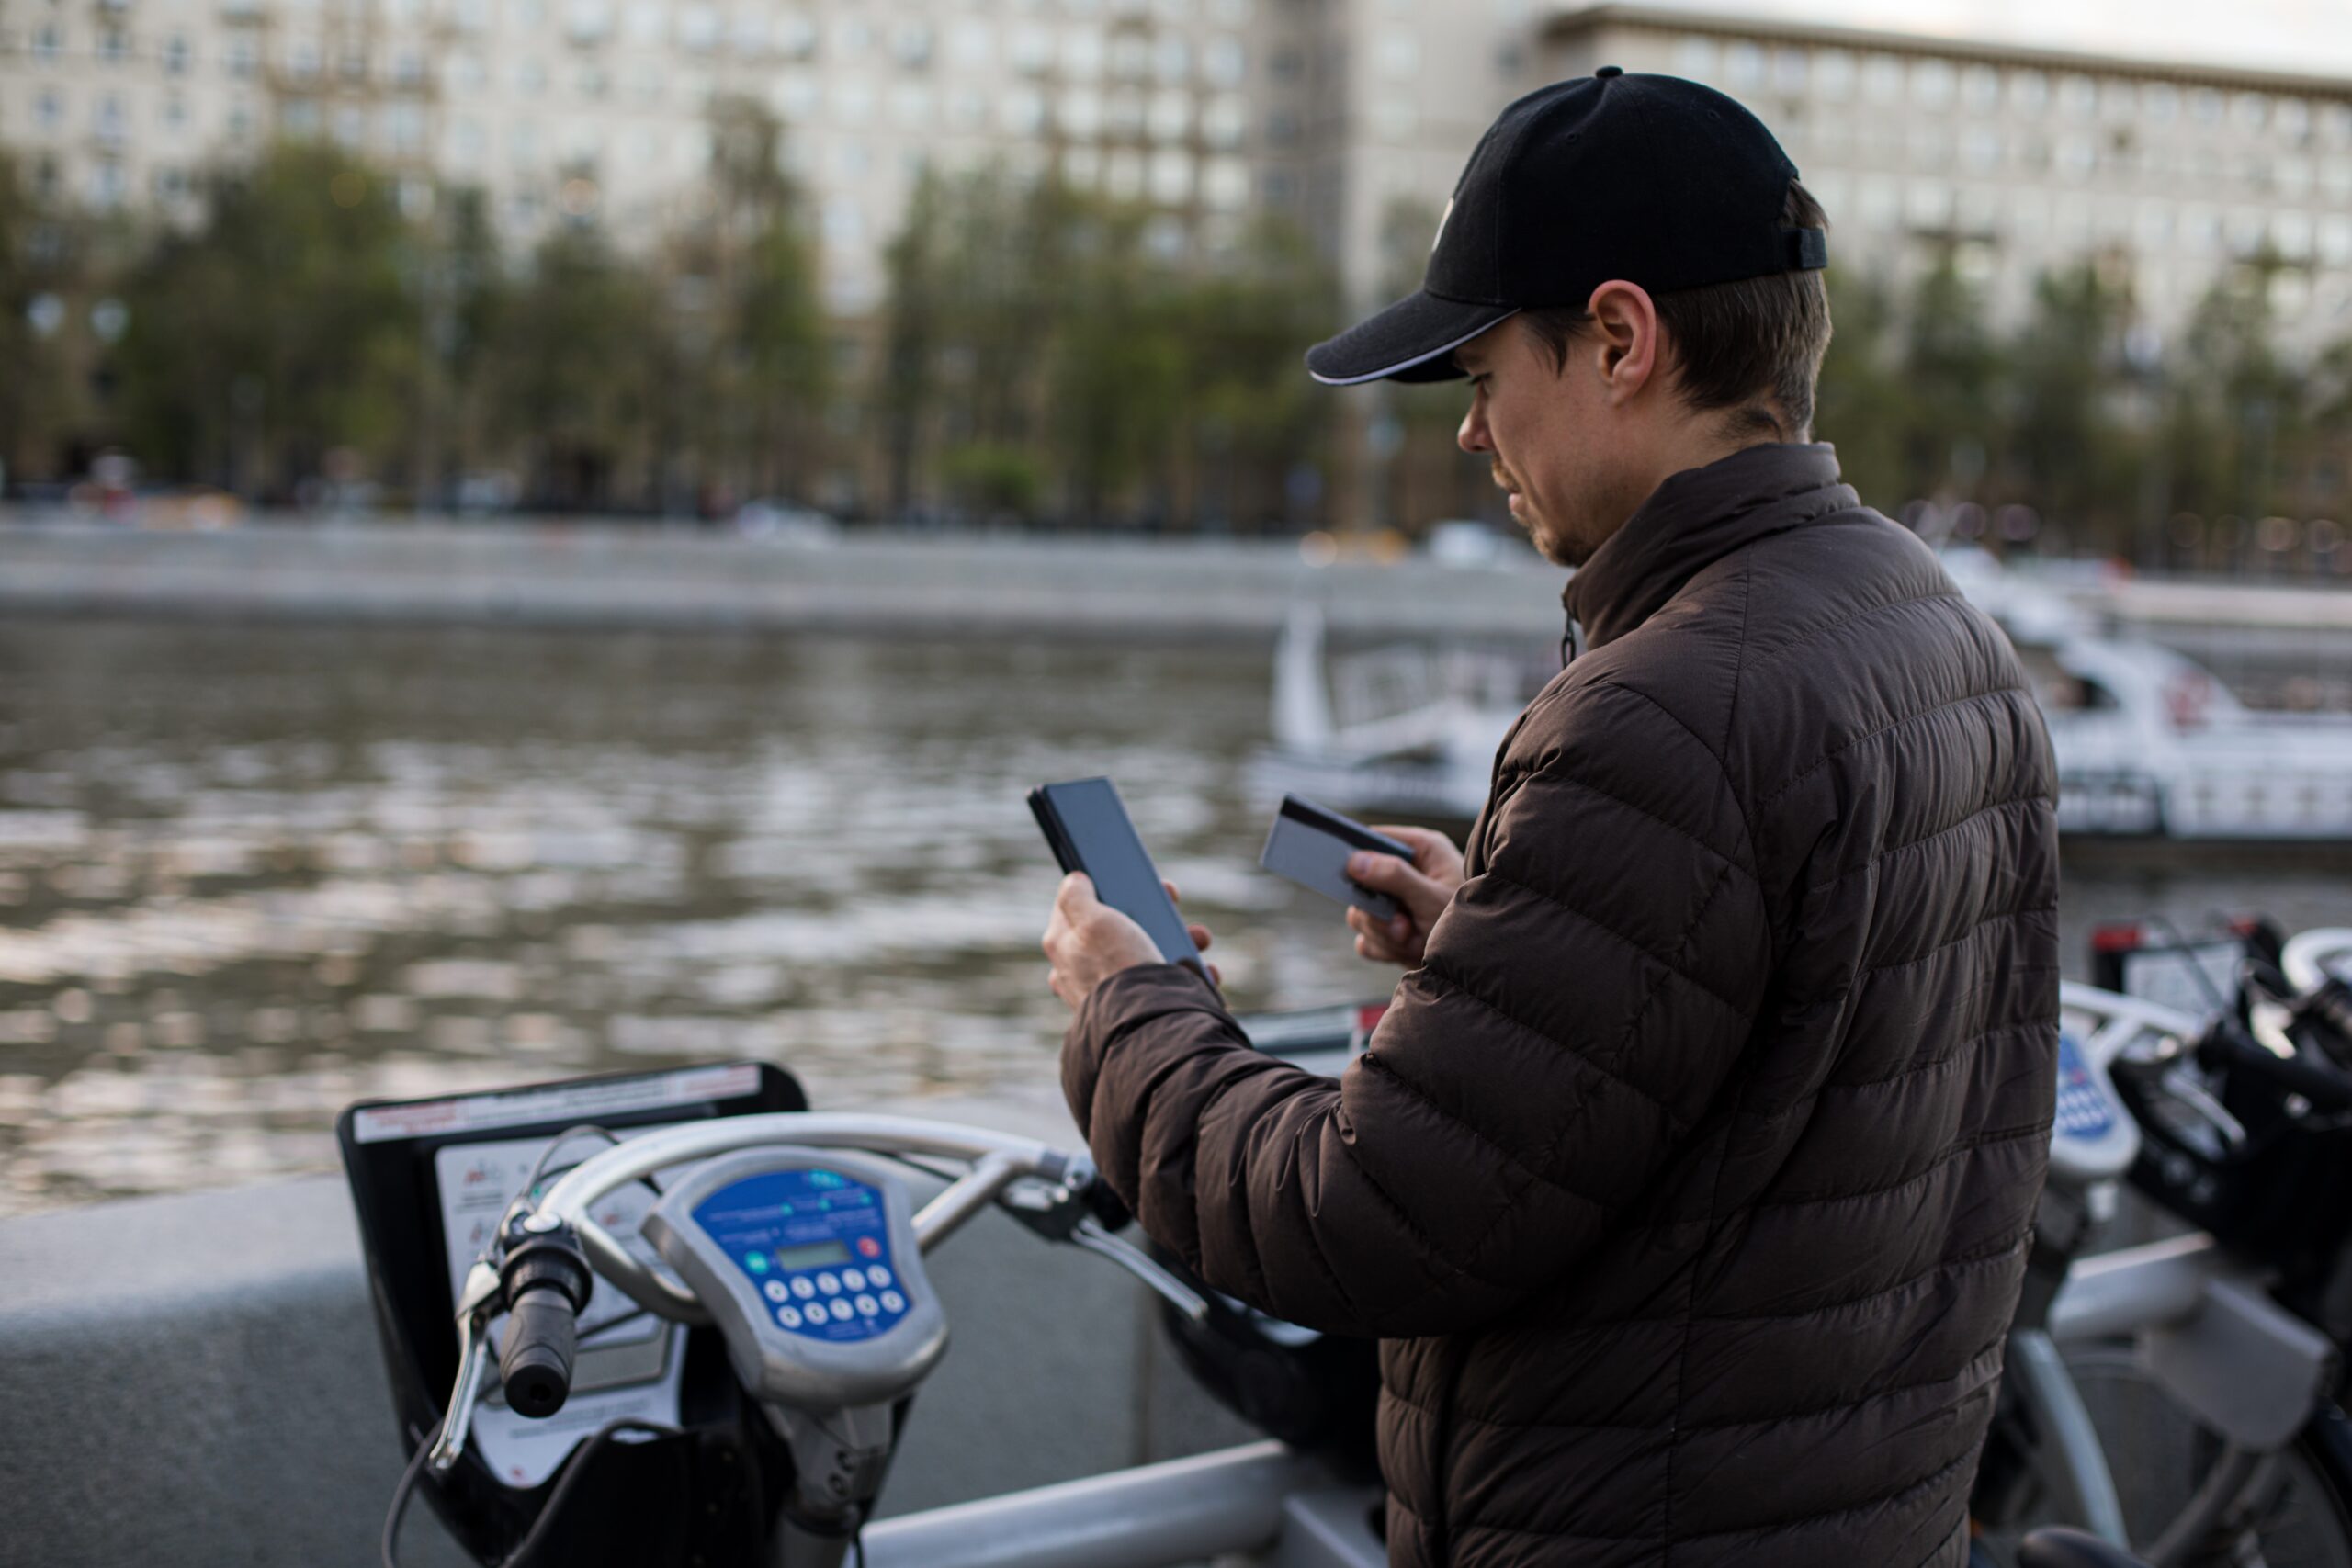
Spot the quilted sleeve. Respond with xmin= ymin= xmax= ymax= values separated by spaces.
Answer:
xmin=1063 ymin=681 xmax=1772 ymax=1339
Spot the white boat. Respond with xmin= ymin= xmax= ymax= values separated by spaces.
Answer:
xmin=1252 ymin=554 xmax=2352 ymax=841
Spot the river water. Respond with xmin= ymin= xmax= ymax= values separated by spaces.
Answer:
xmin=3 ymin=619 xmax=2348 ymax=1216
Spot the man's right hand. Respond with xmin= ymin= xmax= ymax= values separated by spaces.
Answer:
xmin=1344 ymin=827 xmax=1465 ymax=967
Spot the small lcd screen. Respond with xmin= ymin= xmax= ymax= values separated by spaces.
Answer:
xmin=773 ymin=1240 xmax=853 ymax=1270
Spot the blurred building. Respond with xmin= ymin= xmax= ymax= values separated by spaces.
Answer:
xmin=1 ymin=0 xmax=2346 ymax=341
xmin=1537 ymin=6 xmax=2352 ymax=347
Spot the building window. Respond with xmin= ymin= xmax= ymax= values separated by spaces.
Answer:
xmin=392 ymin=47 xmax=427 ymax=85
xmin=891 ymin=20 xmax=931 ymax=66
xmin=999 ymin=84 xmax=1043 ymax=133
xmin=1110 ymin=33 xmax=1148 ymax=81
xmin=1201 ymin=93 xmax=1244 ymax=149
xmin=568 ymin=0 xmax=613 ymax=43
xmin=1912 ymin=59 xmax=1954 ymax=107
xmin=2231 ymin=92 xmax=2267 ymax=131
xmin=286 ymin=38 xmax=322 ymax=78
xmin=888 ymin=81 xmax=933 ymax=126
xmin=2144 ymin=83 xmax=2177 ymax=121
xmin=2189 ymin=87 xmax=2222 ymax=123
xmin=1202 ymin=154 xmax=1247 ymax=209
xmin=1861 ymin=54 xmax=1902 ymax=104
xmin=515 ymin=57 xmax=547 ymax=94
xmin=32 ymin=24 xmax=62 ymax=63
xmin=1724 ymin=41 xmax=1764 ymax=89
xmin=1374 ymin=31 xmax=1417 ymax=81
xmin=1671 ymin=38 xmax=1716 ymax=83
xmin=97 ymin=28 xmax=128 ymax=62
xmin=1202 ymin=33 xmax=1244 ymax=87
xmin=1150 ymin=32 xmax=1188 ymax=82
xmin=1148 ymin=148 xmax=1191 ymax=204
xmin=34 ymin=89 xmax=63 ymax=131
xmin=947 ymin=22 xmax=990 ymax=70
xmin=1772 ymin=46 xmax=1807 ymax=95
xmin=677 ymin=5 xmax=717 ymax=51
xmin=1812 ymin=48 xmax=1852 ymax=97
xmin=281 ymin=98 xmax=322 ymax=137
xmin=1148 ymin=87 xmax=1187 ymax=140
xmin=1061 ymin=28 xmax=1103 ymax=77
xmin=1059 ymin=85 xmax=1102 ymax=137
xmin=163 ymin=34 xmax=190 ymax=73
xmin=387 ymin=102 xmax=424 ymax=152
xmin=225 ymin=37 xmax=258 ymax=78
xmin=773 ymin=71 xmax=816 ymax=118
xmin=833 ymin=76 xmax=875 ymax=123
xmin=1009 ymin=25 xmax=1051 ymax=74
xmin=162 ymin=91 xmax=188 ymax=130
xmin=776 ymin=12 xmax=815 ymax=57
xmin=2010 ymin=70 xmax=2048 ymax=114
xmin=624 ymin=0 xmax=662 ymax=44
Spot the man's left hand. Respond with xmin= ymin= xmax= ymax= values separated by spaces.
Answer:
xmin=1043 ymin=873 xmax=1217 ymax=1010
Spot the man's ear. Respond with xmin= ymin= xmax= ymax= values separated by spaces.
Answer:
xmin=1583 ymin=280 xmax=1660 ymax=405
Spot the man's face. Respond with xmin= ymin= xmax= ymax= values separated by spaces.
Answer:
xmin=1453 ymin=317 xmax=1623 ymax=569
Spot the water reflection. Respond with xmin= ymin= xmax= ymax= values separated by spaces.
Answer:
xmin=3 ymin=620 xmax=2347 ymax=1214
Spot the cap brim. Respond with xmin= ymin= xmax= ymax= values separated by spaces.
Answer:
xmin=1305 ymin=291 xmax=1520 ymax=387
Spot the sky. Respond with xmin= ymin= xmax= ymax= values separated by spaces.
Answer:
xmin=1635 ymin=0 xmax=2352 ymax=79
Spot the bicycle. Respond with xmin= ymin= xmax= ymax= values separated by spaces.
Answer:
xmin=352 ymin=1056 xmax=2163 ymax=1567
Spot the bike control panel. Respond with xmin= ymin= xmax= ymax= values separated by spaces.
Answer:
xmin=692 ymin=1166 xmax=910 ymax=1338
xmin=643 ymin=1148 xmax=947 ymax=1411
xmin=2046 ymin=1029 xmax=2140 ymax=1186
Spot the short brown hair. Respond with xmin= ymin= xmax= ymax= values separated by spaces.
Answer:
xmin=1521 ymin=181 xmax=1832 ymax=441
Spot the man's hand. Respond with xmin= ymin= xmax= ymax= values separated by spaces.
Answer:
xmin=1043 ymin=873 xmax=1217 ymax=1011
xmin=1344 ymin=826 xmax=1465 ymax=967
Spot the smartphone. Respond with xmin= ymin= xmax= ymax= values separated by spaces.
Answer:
xmin=1259 ymin=795 xmax=1415 ymax=921
xmin=1029 ymin=777 xmax=1210 ymax=979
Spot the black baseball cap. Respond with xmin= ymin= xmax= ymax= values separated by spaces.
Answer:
xmin=1306 ymin=67 xmax=1826 ymax=386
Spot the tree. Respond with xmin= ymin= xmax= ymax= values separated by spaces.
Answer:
xmin=1813 ymin=268 xmax=1907 ymax=510
xmin=114 ymin=142 xmax=421 ymax=496
xmin=0 ymin=151 xmax=87 ymax=487
xmin=2004 ymin=261 xmax=2137 ymax=546
xmin=478 ymin=220 xmax=665 ymax=510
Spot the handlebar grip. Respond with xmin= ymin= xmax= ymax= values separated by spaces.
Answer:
xmin=499 ymin=1287 xmax=580 ymax=1419
xmin=2201 ymin=1025 xmax=2352 ymax=1111
xmin=494 ymin=1224 xmax=594 ymax=1420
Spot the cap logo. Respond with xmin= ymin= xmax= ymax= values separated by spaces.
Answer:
xmin=1431 ymin=197 xmax=1454 ymax=254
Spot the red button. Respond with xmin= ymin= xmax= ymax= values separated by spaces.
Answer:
xmin=856 ymin=1236 xmax=880 ymax=1258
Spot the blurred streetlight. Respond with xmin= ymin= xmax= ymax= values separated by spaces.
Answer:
xmin=26 ymin=292 xmax=65 ymax=338
xmin=90 ymin=298 xmax=130 ymax=344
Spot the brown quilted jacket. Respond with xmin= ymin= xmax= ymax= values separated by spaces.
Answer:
xmin=1064 ymin=442 xmax=2060 ymax=1567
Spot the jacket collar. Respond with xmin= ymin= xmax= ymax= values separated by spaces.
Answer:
xmin=1561 ymin=443 xmax=1856 ymax=651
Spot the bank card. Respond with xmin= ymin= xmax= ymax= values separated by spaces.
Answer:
xmin=1259 ymin=795 xmax=1413 ymax=922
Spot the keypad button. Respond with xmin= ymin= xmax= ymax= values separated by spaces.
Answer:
xmin=865 ymin=1265 xmax=891 ymax=1288
xmin=855 ymin=1235 xmax=881 ymax=1258
xmin=775 ymin=1304 xmax=803 ymax=1329
xmin=816 ymin=1272 xmax=842 ymax=1294
xmin=842 ymin=1268 xmax=866 ymax=1292
xmin=763 ymin=1280 xmax=789 ymax=1303
xmin=879 ymin=1290 xmax=905 ymax=1314
xmin=829 ymin=1298 xmax=854 ymax=1322
xmin=854 ymin=1293 xmax=879 ymax=1317
xmin=791 ymin=1277 xmax=816 ymax=1300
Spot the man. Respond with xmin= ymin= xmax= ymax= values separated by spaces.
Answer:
xmin=1043 ymin=70 xmax=2058 ymax=1567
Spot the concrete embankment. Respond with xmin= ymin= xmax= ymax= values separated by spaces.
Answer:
xmin=0 ymin=517 xmax=1572 ymax=643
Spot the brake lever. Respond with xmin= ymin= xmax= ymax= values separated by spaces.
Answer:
xmin=427 ymin=1259 xmax=503 ymax=1473
xmin=1068 ymin=1217 xmax=1210 ymax=1324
